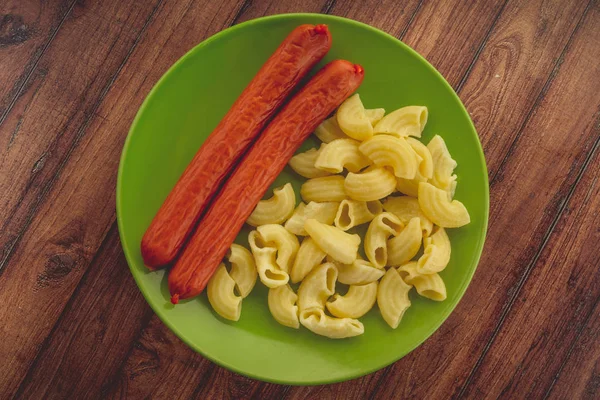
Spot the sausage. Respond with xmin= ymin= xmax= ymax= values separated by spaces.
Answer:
xmin=141 ymin=24 xmax=332 ymax=269
xmin=169 ymin=60 xmax=365 ymax=303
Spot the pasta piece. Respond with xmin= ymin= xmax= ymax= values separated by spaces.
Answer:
xmin=377 ymin=267 xmax=412 ymax=329
xmin=288 ymin=147 xmax=331 ymax=179
xmin=247 ymin=183 xmax=296 ymax=226
xmin=227 ymin=243 xmax=257 ymax=298
xmin=364 ymin=212 xmax=403 ymax=268
xmin=297 ymin=262 xmax=338 ymax=311
xmin=383 ymin=196 xmax=434 ymax=237
xmin=248 ymin=231 xmax=289 ymax=288
xmin=334 ymin=199 xmax=382 ymax=231
xmin=418 ymin=182 xmax=470 ymax=228
xmin=291 ymin=237 xmax=327 ymax=283
xmin=314 ymin=138 xmax=371 ymax=173
xmin=386 ymin=217 xmax=422 ymax=266
xmin=359 ymin=135 xmax=420 ymax=179
xmin=373 ymin=106 xmax=428 ymax=138
xmin=268 ymin=284 xmax=300 ymax=328
xmin=417 ymin=227 xmax=451 ymax=274
xmin=336 ymin=94 xmax=373 ymax=141
xmin=335 ymin=259 xmax=385 ymax=285
xmin=284 ymin=201 xmax=340 ymax=236
xmin=397 ymin=262 xmax=447 ymax=301
xmin=256 ymin=224 xmax=299 ymax=273
xmin=428 ymin=135 xmax=457 ymax=195
xmin=301 ymin=175 xmax=347 ymax=202
xmin=344 ymin=167 xmax=396 ymax=202
xmin=207 ymin=263 xmax=242 ymax=321
xmin=365 ymin=108 xmax=385 ymax=125
xmin=314 ymin=115 xmax=347 ymax=143
xmin=304 ymin=219 xmax=360 ymax=264
xmin=326 ymin=281 xmax=378 ymax=318
xmin=299 ymin=308 xmax=364 ymax=339
xmin=406 ymin=137 xmax=433 ymax=179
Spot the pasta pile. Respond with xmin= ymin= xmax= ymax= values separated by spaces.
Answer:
xmin=207 ymin=94 xmax=471 ymax=338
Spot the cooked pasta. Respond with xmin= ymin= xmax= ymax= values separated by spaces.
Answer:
xmin=359 ymin=135 xmax=420 ymax=179
xmin=407 ymin=137 xmax=433 ymax=179
xmin=344 ymin=167 xmax=396 ymax=202
xmin=326 ymin=281 xmax=378 ymax=318
xmin=314 ymin=115 xmax=347 ymax=143
xmin=364 ymin=212 xmax=403 ymax=268
xmin=227 ymin=243 xmax=257 ymax=298
xmin=304 ymin=219 xmax=360 ymax=264
xmin=418 ymin=182 xmax=470 ymax=228
xmin=334 ymin=199 xmax=382 ymax=231
xmin=377 ymin=267 xmax=412 ymax=329
xmin=417 ymin=226 xmax=451 ymax=274
xmin=428 ymin=135 xmax=457 ymax=195
xmin=382 ymin=195 xmax=433 ymax=237
xmin=397 ymin=262 xmax=446 ymax=301
xmin=336 ymin=94 xmax=373 ymax=141
xmin=365 ymin=108 xmax=386 ymax=125
xmin=291 ymin=237 xmax=327 ymax=283
xmin=268 ymin=284 xmax=299 ymax=328
xmin=301 ymin=175 xmax=347 ymax=202
xmin=288 ymin=147 xmax=331 ymax=179
xmin=247 ymin=183 xmax=296 ymax=226
xmin=297 ymin=262 xmax=337 ymax=312
xmin=248 ymin=230 xmax=289 ymax=288
xmin=386 ymin=217 xmax=422 ymax=266
xmin=335 ymin=259 xmax=385 ymax=285
xmin=284 ymin=201 xmax=340 ymax=236
xmin=373 ymin=105 xmax=428 ymax=138
xmin=207 ymin=263 xmax=242 ymax=321
xmin=299 ymin=308 xmax=364 ymax=339
xmin=256 ymin=224 xmax=300 ymax=273
xmin=315 ymin=138 xmax=371 ymax=173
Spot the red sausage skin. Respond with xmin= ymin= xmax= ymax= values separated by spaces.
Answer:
xmin=141 ymin=24 xmax=332 ymax=269
xmin=169 ymin=60 xmax=365 ymax=302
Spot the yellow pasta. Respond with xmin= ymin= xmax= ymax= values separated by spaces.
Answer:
xmin=397 ymin=262 xmax=446 ymax=301
xmin=291 ymin=237 xmax=327 ymax=283
xmin=382 ymin=195 xmax=434 ymax=237
xmin=297 ymin=262 xmax=337 ymax=312
xmin=386 ymin=217 xmax=422 ymax=266
xmin=301 ymin=175 xmax=347 ymax=202
xmin=359 ymin=135 xmax=420 ymax=179
xmin=314 ymin=115 xmax=347 ymax=143
xmin=373 ymin=106 xmax=428 ymax=138
xmin=299 ymin=308 xmax=364 ymax=339
xmin=377 ymin=267 xmax=412 ymax=329
xmin=364 ymin=212 xmax=404 ymax=268
xmin=344 ymin=167 xmax=396 ymax=202
xmin=417 ymin=227 xmax=451 ymax=274
xmin=207 ymin=263 xmax=242 ymax=321
xmin=418 ymin=182 xmax=470 ymax=228
xmin=248 ymin=230 xmax=289 ymax=288
xmin=268 ymin=284 xmax=299 ymax=328
xmin=256 ymin=224 xmax=299 ymax=274
xmin=288 ymin=147 xmax=331 ymax=179
xmin=284 ymin=201 xmax=340 ymax=236
xmin=407 ymin=137 xmax=434 ymax=179
xmin=326 ymin=281 xmax=378 ymax=319
xmin=304 ymin=219 xmax=360 ymax=264
xmin=247 ymin=183 xmax=296 ymax=226
xmin=336 ymin=94 xmax=373 ymax=141
xmin=314 ymin=138 xmax=371 ymax=173
xmin=227 ymin=243 xmax=257 ymax=298
xmin=365 ymin=108 xmax=386 ymax=125
xmin=428 ymin=135 xmax=457 ymax=195
xmin=335 ymin=259 xmax=385 ymax=285
xmin=334 ymin=199 xmax=382 ymax=231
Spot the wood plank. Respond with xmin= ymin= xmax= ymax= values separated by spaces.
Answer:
xmin=368 ymin=1 xmax=600 ymax=398
xmin=0 ymin=0 xmax=161 ymax=269
xmin=233 ymin=0 xmax=327 ymax=23
xmin=548 ymin=300 xmax=600 ymax=400
xmin=0 ymin=0 xmax=74 ymax=116
xmin=460 ymin=131 xmax=600 ymax=398
xmin=0 ymin=0 xmax=248 ymax=397
xmin=13 ymin=228 xmax=153 ymax=399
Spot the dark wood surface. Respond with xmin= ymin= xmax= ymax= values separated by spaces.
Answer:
xmin=1 ymin=0 xmax=598 ymax=398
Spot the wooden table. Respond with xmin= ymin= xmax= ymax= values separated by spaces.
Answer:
xmin=1 ymin=0 xmax=598 ymax=398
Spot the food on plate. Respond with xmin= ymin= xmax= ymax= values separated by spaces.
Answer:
xmin=364 ymin=212 xmax=403 ymax=268
xmin=168 ymin=60 xmax=365 ymax=303
xmin=334 ymin=199 xmax=382 ymax=231
xmin=246 ymin=183 xmax=296 ymax=227
xmin=141 ymin=24 xmax=332 ymax=268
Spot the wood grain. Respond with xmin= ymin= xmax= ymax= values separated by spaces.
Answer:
xmin=0 ymin=0 xmax=248 ymax=397
xmin=0 ymin=0 xmax=74 ymax=116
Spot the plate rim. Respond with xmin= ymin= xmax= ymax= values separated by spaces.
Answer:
xmin=116 ymin=12 xmax=490 ymax=385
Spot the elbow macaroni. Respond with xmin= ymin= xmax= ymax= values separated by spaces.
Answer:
xmin=428 ymin=135 xmax=457 ymax=195
xmin=397 ymin=262 xmax=446 ymax=301
xmin=364 ymin=212 xmax=404 ymax=268
xmin=301 ymin=175 xmax=347 ymax=202
xmin=268 ymin=284 xmax=300 ymax=328
xmin=377 ymin=267 xmax=412 ymax=329
xmin=291 ymin=237 xmax=327 ymax=283
xmin=297 ymin=262 xmax=338 ymax=312
xmin=373 ymin=106 xmax=428 ymax=138
xmin=334 ymin=199 xmax=382 ymax=231
xmin=418 ymin=182 xmax=470 ymax=228
xmin=299 ymin=308 xmax=364 ymax=339
xmin=304 ymin=219 xmax=360 ymax=265
xmin=335 ymin=259 xmax=385 ymax=285
xmin=288 ymin=147 xmax=331 ymax=179
xmin=386 ymin=217 xmax=422 ymax=266
xmin=359 ymin=135 xmax=420 ymax=179
xmin=314 ymin=115 xmax=347 ymax=143
xmin=247 ymin=183 xmax=296 ymax=226
xmin=326 ymin=281 xmax=378 ymax=319
xmin=365 ymin=108 xmax=386 ymax=125
xmin=382 ymin=195 xmax=434 ymax=237
xmin=336 ymin=94 xmax=373 ymax=141
xmin=284 ymin=201 xmax=339 ymax=236
xmin=256 ymin=224 xmax=299 ymax=274
xmin=248 ymin=230 xmax=289 ymax=288
xmin=227 ymin=244 xmax=257 ymax=298
xmin=417 ymin=227 xmax=451 ymax=274
xmin=315 ymin=138 xmax=371 ymax=173
xmin=207 ymin=264 xmax=242 ymax=321
xmin=345 ymin=167 xmax=397 ymax=202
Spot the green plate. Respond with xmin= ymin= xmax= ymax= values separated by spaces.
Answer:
xmin=116 ymin=13 xmax=489 ymax=385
